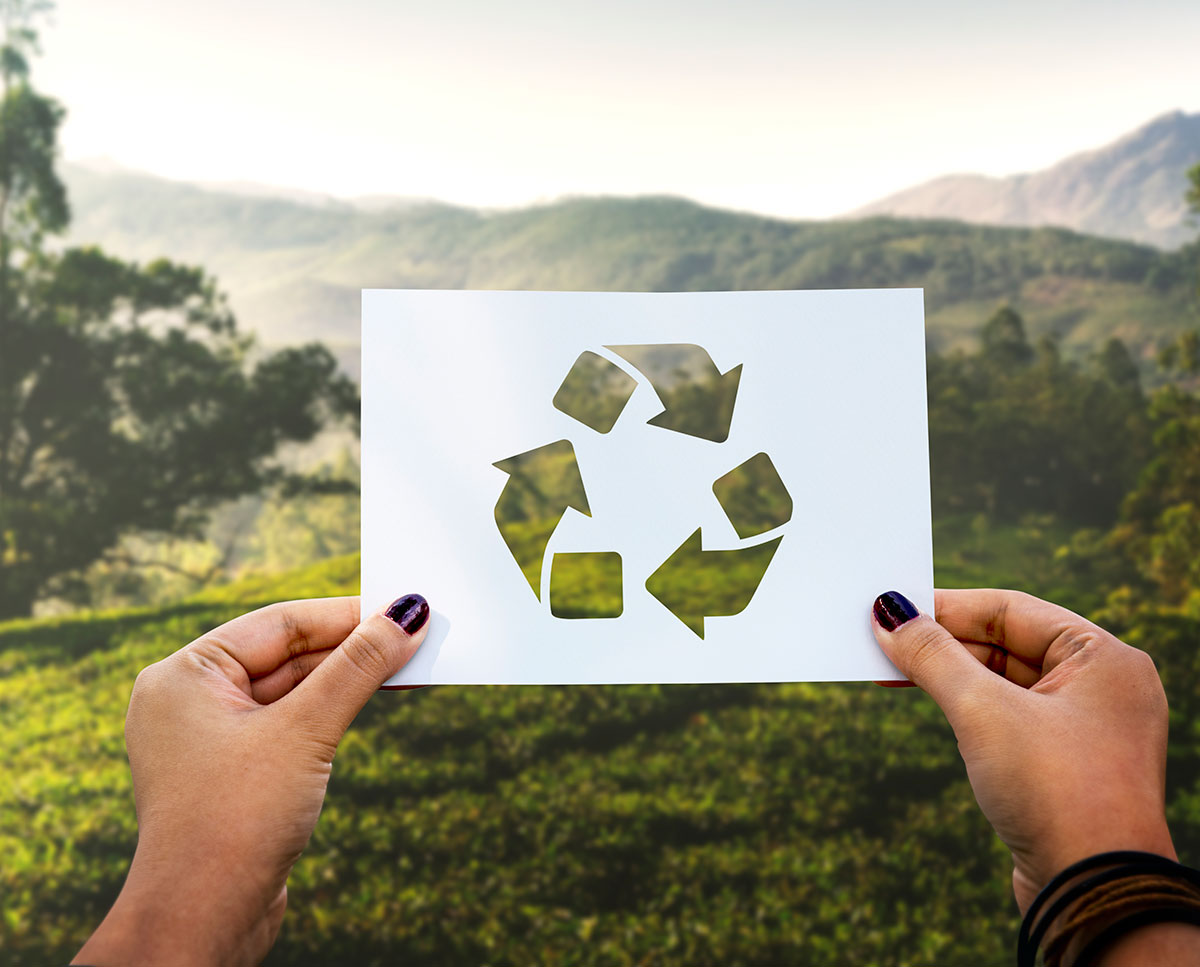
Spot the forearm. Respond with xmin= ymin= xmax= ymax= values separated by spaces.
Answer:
xmin=74 ymin=900 xmax=274 ymax=967
xmin=1096 ymin=922 xmax=1200 ymax=966
xmin=74 ymin=893 xmax=221 ymax=967
xmin=72 ymin=849 xmax=280 ymax=967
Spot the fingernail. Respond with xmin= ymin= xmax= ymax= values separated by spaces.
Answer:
xmin=873 ymin=591 xmax=919 ymax=631
xmin=385 ymin=594 xmax=429 ymax=634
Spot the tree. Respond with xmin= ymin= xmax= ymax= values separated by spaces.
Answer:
xmin=979 ymin=304 xmax=1034 ymax=366
xmin=927 ymin=306 xmax=1148 ymax=524
xmin=0 ymin=2 xmax=358 ymax=618
xmin=1096 ymin=337 xmax=1141 ymax=390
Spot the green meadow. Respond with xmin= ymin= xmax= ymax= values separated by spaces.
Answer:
xmin=2 ymin=553 xmax=1017 ymax=965
xmin=6 ymin=516 xmax=1200 ymax=966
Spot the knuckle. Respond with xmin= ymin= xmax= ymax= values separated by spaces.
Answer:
xmin=251 ymin=602 xmax=310 ymax=663
xmin=339 ymin=623 xmax=397 ymax=681
xmin=1048 ymin=623 xmax=1103 ymax=665
xmin=288 ymin=654 xmax=310 ymax=690
xmin=984 ymin=594 xmax=1013 ymax=645
xmin=126 ymin=660 xmax=169 ymax=742
xmin=1010 ymin=590 xmax=1040 ymax=609
xmin=274 ymin=604 xmax=312 ymax=659
xmin=1130 ymin=646 xmax=1159 ymax=677
xmin=130 ymin=661 xmax=165 ymax=701
xmin=1124 ymin=646 xmax=1167 ymax=705
xmin=1064 ymin=624 xmax=1101 ymax=651
xmin=900 ymin=620 xmax=952 ymax=684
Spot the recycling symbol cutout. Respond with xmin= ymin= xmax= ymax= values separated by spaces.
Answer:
xmin=493 ymin=345 xmax=792 ymax=638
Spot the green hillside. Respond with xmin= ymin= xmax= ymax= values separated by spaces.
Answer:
xmin=2 ymin=553 xmax=1017 ymax=966
xmin=8 ymin=506 xmax=1200 ymax=966
xmin=63 ymin=167 xmax=1198 ymax=369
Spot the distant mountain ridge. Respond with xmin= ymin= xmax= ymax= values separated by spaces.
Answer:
xmin=60 ymin=161 xmax=1195 ymax=376
xmin=852 ymin=111 xmax=1200 ymax=249
xmin=69 ymin=158 xmax=437 ymax=213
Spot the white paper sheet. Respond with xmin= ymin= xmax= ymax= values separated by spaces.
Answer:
xmin=362 ymin=288 xmax=931 ymax=685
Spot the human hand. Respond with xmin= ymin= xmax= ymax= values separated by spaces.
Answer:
xmin=73 ymin=593 xmax=430 ymax=967
xmin=870 ymin=589 xmax=1174 ymax=913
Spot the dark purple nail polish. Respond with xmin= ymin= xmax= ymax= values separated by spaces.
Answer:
xmin=385 ymin=594 xmax=429 ymax=634
xmin=873 ymin=591 xmax=919 ymax=631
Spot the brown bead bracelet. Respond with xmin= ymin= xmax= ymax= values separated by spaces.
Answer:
xmin=1018 ymin=851 xmax=1200 ymax=967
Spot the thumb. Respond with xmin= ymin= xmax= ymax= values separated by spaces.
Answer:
xmin=871 ymin=590 xmax=998 ymax=731
xmin=287 ymin=593 xmax=430 ymax=743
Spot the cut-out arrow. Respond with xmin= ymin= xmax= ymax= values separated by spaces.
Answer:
xmin=606 ymin=344 xmax=742 ymax=443
xmin=493 ymin=440 xmax=591 ymax=600
xmin=645 ymin=527 xmax=783 ymax=638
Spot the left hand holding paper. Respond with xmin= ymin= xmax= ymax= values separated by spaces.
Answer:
xmin=73 ymin=594 xmax=429 ymax=967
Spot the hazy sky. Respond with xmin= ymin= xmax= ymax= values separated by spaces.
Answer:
xmin=35 ymin=0 xmax=1200 ymax=218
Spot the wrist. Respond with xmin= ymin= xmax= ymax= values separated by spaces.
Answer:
xmin=1018 ymin=851 xmax=1200 ymax=967
xmin=74 ymin=846 xmax=281 ymax=967
xmin=1051 ymin=825 xmax=1177 ymax=889
xmin=1096 ymin=921 xmax=1200 ymax=966
xmin=1016 ymin=809 xmax=1177 ymax=911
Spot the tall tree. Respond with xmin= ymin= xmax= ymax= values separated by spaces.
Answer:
xmin=0 ymin=2 xmax=358 ymax=618
xmin=927 ymin=306 xmax=1147 ymax=523
xmin=0 ymin=0 xmax=64 ymax=282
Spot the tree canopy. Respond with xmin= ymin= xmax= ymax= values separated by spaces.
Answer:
xmin=927 ymin=305 xmax=1148 ymax=524
xmin=0 ymin=2 xmax=357 ymax=618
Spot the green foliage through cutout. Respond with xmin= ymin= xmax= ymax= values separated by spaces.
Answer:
xmin=550 ymin=551 xmax=623 ymax=618
xmin=712 ymin=452 xmax=793 ymax=539
xmin=552 ymin=351 xmax=637 ymax=433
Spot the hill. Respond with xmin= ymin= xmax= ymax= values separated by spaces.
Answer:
xmin=6 ymin=514 xmax=1200 ymax=964
xmin=0 ymin=552 xmax=1019 ymax=966
xmin=853 ymin=111 xmax=1200 ymax=250
xmin=62 ymin=165 xmax=1198 ymax=370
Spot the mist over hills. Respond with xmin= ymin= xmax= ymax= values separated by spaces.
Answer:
xmin=60 ymin=140 xmax=1197 ymax=373
xmin=853 ymin=111 xmax=1200 ymax=250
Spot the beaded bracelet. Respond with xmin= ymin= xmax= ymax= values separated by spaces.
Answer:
xmin=1018 ymin=850 xmax=1200 ymax=967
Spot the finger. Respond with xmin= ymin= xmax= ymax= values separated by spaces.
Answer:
xmin=934 ymin=588 xmax=1109 ymax=674
xmin=961 ymin=642 xmax=1042 ymax=688
xmin=250 ymin=648 xmax=335 ymax=704
xmin=285 ymin=593 xmax=430 ymax=742
xmin=871 ymin=591 xmax=1002 ymax=729
xmin=200 ymin=597 xmax=361 ymax=677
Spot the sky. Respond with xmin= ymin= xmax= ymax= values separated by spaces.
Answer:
xmin=33 ymin=0 xmax=1200 ymax=218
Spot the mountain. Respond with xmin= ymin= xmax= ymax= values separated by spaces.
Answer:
xmin=853 ymin=111 xmax=1200 ymax=249
xmin=60 ymin=163 xmax=1196 ymax=369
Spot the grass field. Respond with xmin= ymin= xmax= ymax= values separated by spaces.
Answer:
xmin=0 ymin=546 xmax=1139 ymax=965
